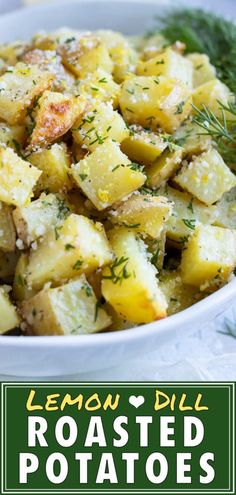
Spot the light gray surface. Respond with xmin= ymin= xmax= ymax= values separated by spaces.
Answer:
xmin=0 ymin=0 xmax=236 ymax=381
xmin=0 ymin=0 xmax=21 ymax=13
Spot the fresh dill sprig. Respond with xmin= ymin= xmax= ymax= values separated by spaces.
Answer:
xmin=102 ymin=257 xmax=130 ymax=285
xmin=182 ymin=218 xmax=196 ymax=230
xmin=217 ymin=317 xmax=236 ymax=339
xmin=155 ymin=8 xmax=236 ymax=94
xmin=193 ymin=102 xmax=236 ymax=167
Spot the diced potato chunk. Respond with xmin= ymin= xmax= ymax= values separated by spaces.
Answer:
xmin=71 ymin=142 xmax=88 ymax=163
xmin=71 ymin=140 xmax=146 ymax=210
xmin=31 ymin=28 xmax=79 ymax=51
xmin=0 ymin=251 xmax=19 ymax=283
xmin=121 ymin=126 xmax=168 ymax=165
xmin=29 ymin=91 xmax=87 ymax=148
xmin=76 ymin=69 xmax=120 ymax=108
xmin=173 ymin=121 xmax=212 ymax=156
xmin=86 ymin=269 xmax=103 ymax=300
xmin=72 ymin=102 xmax=128 ymax=152
xmin=110 ymin=44 xmax=137 ymax=83
xmin=0 ymin=62 xmax=54 ymax=124
xmin=147 ymin=146 xmax=183 ymax=188
xmin=22 ymin=49 xmax=75 ymax=92
xmin=181 ymin=225 xmax=236 ymax=287
xmin=141 ymin=33 xmax=168 ymax=60
xmin=21 ymin=275 xmax=111 ymax=335
xmin=13 ymin=193 xmax=70 ymax=246
xmin=213 ymin=187 xmax=236 ymax=229
xmin=0 ymin=41 xmax=26 ymax=66
xmin=60 ymin=35 xmax=113 ymax=78
xmin=159 ymin=269 xmax=201 ymax=315
xmin=28 ymin=143 xmax=72 ymax=194
xmin=95 ymin=30 xmax=128 ymax=49
xmin=187 ymin=53 xmax=216 ymax=88
xmin=120 ymin=76 xmax=192 ymax=133
xmin=146 ymin=230 xmax=166 ymax=270
xmin=66 ymin=190 xmax=91 ymax=217
xmin=0 ymin=202 xmax=16 ymax=252
xmin=0 ymin=146 xmax=41 ymax=207
xmin=13 ymin=254 xmax=36 ymax=302
xmin=0 ymin=123 xmax=26 ymax=150
xmin=174 ymin=149 xmax=236 ymax=205
xmin=96 ymin=30 xmax=138 ymax=82
xmin=106 ymin=304 xmax=136 ymax=332
xmin=192 ymin=79 xmax=231 ymax=117
xmin=165 ymin=186 xmax=216 ymax=246
xmin=26 ymin=214 xmax=113 ymax=290
xmin=0 ymin=287 xmax=20 ymax=334
xmin=109 ymin=194 xmax=172 ymax=238
xmin=137 ymin=47 xmax=193 ymax=88
xmin=102 ymin=228 xmax=167 ymax=323
xmin=30 ymin=33 xmax=57 ymax=51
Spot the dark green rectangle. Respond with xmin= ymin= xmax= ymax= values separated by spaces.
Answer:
xmin=0 ymin=382 xmax=234 ymax=494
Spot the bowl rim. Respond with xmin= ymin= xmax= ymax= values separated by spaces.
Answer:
xmin=0 ymin=0 xmax=176 ymax=24
xmin=2 ymin=278 xmax=236 ymax=347
xmin=0 ymin=0 xmax=235 ymax=348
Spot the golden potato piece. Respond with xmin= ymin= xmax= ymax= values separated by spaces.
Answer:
xmin=0 ymin=251 xmax=19 ymax=283
xmin=0 ymin=287 xmax=20 ymax=334
xmin=0 ymin=123 xmax=26 ymax=150
xmin=159 ymin=269 xmax=201 ymax=316
xmin=146 ymin=146 xmax=183 ymax=188
xmin=0 ymin=202 xmax=16 ymax=252
xmin=71 ymin=140 xmax=146 ymax=210
xmin=173 ymin=121 xmax=212 ymax=157
xmin=0 ymin=146 xmax=41 ymax=207
xmin=120 ymin=76 xmax=192 ymax=133
xmin=13 ymin=254 xmax=36 ymax=302
xmin=60 ymin=35 xmax=113 ymax=78
xmin=102 ymin=228 xmax=167 ymax=323
xmin=0 ymin=62 xmax=54 ymax=124
xmin=0 ymin=41 xmax=27 ymax=66
xmin=13 ymin=193 xmax=70 ymax=247
xmin=109 ymin=194 xmax=172 ymax=238
xmin=192 ymin=78 xmax=231 ymax=117
xmin=141 ymin=33 xmax=168 ymax=60
xmin=28 ymin=143 xmax=73 ymax=194
xmin=187 ymin=53 xmax=216 ymax=88
xmin=121 ymin=126 xmax=168 ymax=165
xmin=181 ymin=224 xmax=236 ymax=287
xmin=72 ymin=101 xmax=128 ymax=152
xmin=26 ymin=214 xmax=113 ymax=291
xmin=146 ymin=230 xmax=166 ymax=270
xmin=96 ymin=29 xmax=138 ymax=82
xmin=30 ymin=91 xmax=87 ymax=148
xmin=174 ymin=149 xmax=236 ymax=205
xmin=22 ymin=49 xmax=75 ymax=92
xmin=21 ymin=275 xmax=111 ymax=336
xmin=75 ymin=69 xmax=120 ymax=108
xmin=213 ymin=187 xmax=236 ymax=229
xmin=165 ymin=186 xmax=216 ymax=246
xmin=137 ymin=47 xmax=193 ymax=88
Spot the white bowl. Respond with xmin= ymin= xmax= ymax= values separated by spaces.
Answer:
xmin=0 ymin=0 xmax=235 ymax=377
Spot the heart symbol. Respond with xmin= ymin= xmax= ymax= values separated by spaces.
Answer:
xmin=129 ymin=395 xmax=145 ymax=408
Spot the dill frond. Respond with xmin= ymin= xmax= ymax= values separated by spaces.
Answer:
xmin=155 ymin=8 xmax=236 ymax=94
xmin=193 ymin=102 xmax=236 ymax=168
